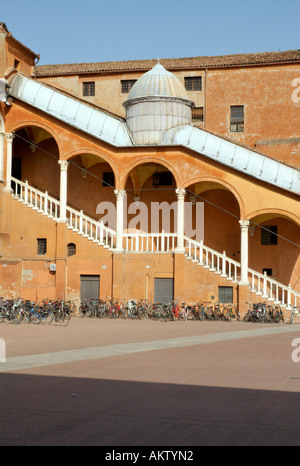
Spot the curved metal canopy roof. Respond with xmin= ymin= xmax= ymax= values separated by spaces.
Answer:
xmin=9 ymin=73 xmax=133 ymax=147
xmin=8 ymin=72 xmax=300 ymax=196
xmin=160 ymin=125 xmax=300 ymax=195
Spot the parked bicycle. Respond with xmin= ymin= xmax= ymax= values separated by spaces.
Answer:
xmin=243 ymin=302 xmax=284 ymax=323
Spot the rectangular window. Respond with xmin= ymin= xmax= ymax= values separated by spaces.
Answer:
xmin=230 ymin=105 xmax=244 ymax=132
xmin=184 ymin=76 xmax=202 ymax=91
xmin=263 ymin=268 xmax=272 ymax=276
xmin=83 ymin=82 xmax=95 ymax=96
xmin=152 ymin=172 xmax=173 ymax=187
xmin=37 ymin=238 xmax=47 ymax=255
xmin=218 ymin=286 xmax=233 ymax=303
xmin=192 ymin=107 xmax=204 ymax=122
xmin=261 ymin=226 xmax=278 ymax=245
xmin=102 ymin=172 xmax=115 ymax=187
xmin=121 ymin=80 xmax=137 ymax=93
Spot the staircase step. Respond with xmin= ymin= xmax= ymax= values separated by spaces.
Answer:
xmin=10 ymin=181 xmax=300 ymax=308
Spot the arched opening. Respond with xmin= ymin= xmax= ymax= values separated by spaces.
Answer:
xmin=67 ymin=242 xmax=76 ymax=257
xmin=185 ymin=180 xmax=241 ymax=257
xmin=66 ymin=152 xmax=116 ymax=222
xmin=124 ymin=162 xmax=177 ymax=234
xmin=12 ymin=126 xmax=60 ymax=197
xmin=249 ymin=212 xmax=300 ymax=289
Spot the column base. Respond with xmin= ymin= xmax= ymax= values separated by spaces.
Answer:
xmin=114 ymin=248 xmax=124 ymax=253
xmin=239 ymin=280 xmax=249 ymax=286
xmin=174 ymin=247 xmax=186 ymax=254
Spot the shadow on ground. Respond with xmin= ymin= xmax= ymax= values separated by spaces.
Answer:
xmin=0 ymin=372 xmax=299 ymax=446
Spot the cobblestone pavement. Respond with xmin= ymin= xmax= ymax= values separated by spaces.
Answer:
xmin=0 ymin=318 xmax=300 ymax=446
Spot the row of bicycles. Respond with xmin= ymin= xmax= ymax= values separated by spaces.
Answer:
xmin=0 ymin=298 xmax=74 ymax=326
xmin=1 ymin=296 xmax=295 ymax=325
xmin=242 ymin=302 xmax=286 ymax=324
xmin=79 ymin=298 xmax=241 ymax=322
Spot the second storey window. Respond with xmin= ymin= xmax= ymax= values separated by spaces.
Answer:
xmin=102 ymin=172 xmax=115 ymax=187
xmin=121 ymin=80 xmax=137 ymax=93
xmin=83 ymin=82 xmax=95 ymax=96
xmin=192 ymin=107 xmax=204 ymax=122
xmin=261 ymin=225 xmax=278 ymax=245
xmin=184 ymin=76 xmax=202 ymax=91
xmin=230 ymin=105 xmax=244 ymax=132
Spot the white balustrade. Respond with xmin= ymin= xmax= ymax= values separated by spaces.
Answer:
xmin=124 ymin=230 xmax=177 ymax=253
xmin=9 ymin=176 xmax=300 ymax=307
xmin=11 ymin=177 xmax=60 ymax=219
xmin=66 ymin=206 xmax=116 ymax=249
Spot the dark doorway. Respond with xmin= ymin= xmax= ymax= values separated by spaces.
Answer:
xmin=154 ymin=278 xmax=174 ymax=304
xmin=11 ymin=156 xmax=22 ymax=191
xmin=80 ymin=275 xmax=100 ymax=302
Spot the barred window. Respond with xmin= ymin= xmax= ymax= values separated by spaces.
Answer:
xmin=230 ymin=105 xmax=244 ymax=132
xmin=218 ymin=286 xmax=233 ymax=303
xmin=184 ymin=76 xmax=202 ymax=91
xmin=261 ymin=226 xmax=277 ymax=245
xmin=192 ymin=107 xmax=204 ymax=122
xmin=83 ymin=82 xmax=95 ymax=96
xmin=121 ymin=80 xmax=137 ymax=93
xmin=37 ymin=238 xmax=47 ymax=255
xmin=67 ymin=243 xmax=76 ymax=257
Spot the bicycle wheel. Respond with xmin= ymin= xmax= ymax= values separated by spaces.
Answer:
xmin=40 ymin=310 xmax=54 ymax=325
xmin=30 ymin=311 xmax=41 ymax=324
xmin=56 ymin=311 xmax=70 ymax=326
xmin=10 ymin=310 xmax=23 ymax=324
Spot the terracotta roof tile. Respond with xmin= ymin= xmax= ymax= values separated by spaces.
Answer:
xmin=34 ymin=50 xmax=300 ymax=76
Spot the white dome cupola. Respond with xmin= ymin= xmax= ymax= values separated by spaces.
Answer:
xmin=123 ymin=62 xmax=194 ymax=144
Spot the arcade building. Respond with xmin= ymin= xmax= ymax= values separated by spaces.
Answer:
xmin=0 ymin=22 xmax=299 ymax=314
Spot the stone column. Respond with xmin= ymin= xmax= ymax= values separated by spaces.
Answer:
xmin=114 ymin=189 xmax=126 ymax=252
xmin=58 ymin=160 xmax=69 ymax=222
xmin=3 ymin=132 xmax=14 ymax=192
xmin=239 ymin=219 xmax=250 ymax=285
xmin=175 ymin=188 xmax=186 ymax=253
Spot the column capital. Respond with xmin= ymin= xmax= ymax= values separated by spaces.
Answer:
xmin=4 ymin=132 xmax=15 ymax=142
xmin=239 ymin=219 xmax=250 ymax=231
xmin=114 ymin=189 xmax=126 ymax=199
xmin=175 ymin=188 xmax=186 ymax=200
xmin=58 ymin=160 xmax=69 ymax=170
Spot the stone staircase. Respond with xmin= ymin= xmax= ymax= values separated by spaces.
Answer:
xmin=10 ymin=176 xmax=300 ymax=309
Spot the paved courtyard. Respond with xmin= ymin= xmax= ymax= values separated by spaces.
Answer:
xmin=0 ymin=317 xmax=300 ymax=447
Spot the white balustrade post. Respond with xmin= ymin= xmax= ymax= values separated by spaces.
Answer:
xmin=114 ymin=189 xmax=126 ymax=252
xmin=24 ymin=180 xmax=29 ymax=204
xmin=199 ymin=240 xmax=204 ymax=264
xmin=287 ymin=284 xmax=292 ymax=309
xmin=239 ymin=219 xmax=250 ymax=285
xmin=3 ymin=132 xmax=14 ymax=193
xmin=175 ymin=188 xmax=186 ymax=253
xmin=221 ymin=251 xmax=227 ymax=277
xmin=43 ymin=192 xmax=48 ymax=215
xmin=262 ymin=271 xmax=268 ymax=298
xmin=58 ymin=160 xmax=69 ymax=222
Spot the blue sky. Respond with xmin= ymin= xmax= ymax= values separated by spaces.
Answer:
xmin=2 ymin=0 xmax=300 ymax=65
